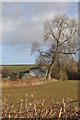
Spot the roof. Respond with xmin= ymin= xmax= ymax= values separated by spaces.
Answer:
xmin=29 ymin=67 xmax=46 ymax=77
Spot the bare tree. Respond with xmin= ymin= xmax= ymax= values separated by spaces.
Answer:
xmin=43 ymin=14 xmax=78 ymax=79
xmin=32 ymin=14 xmax=78 ymax=80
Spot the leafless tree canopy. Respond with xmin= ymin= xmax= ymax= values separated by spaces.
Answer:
xmin=32 ymin=14 xmax=78 ymax=80
xmin=44 ymin=14 xmax=78 ymax=53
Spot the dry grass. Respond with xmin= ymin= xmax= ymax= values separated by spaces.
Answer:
xmin=2 ymin=79 xmax=78 ymax=105
xmin=2 ymin=78 xmax=57 ymax=88
xmin=2 ymin=96 xmax=79 ymax=119
xmin=2 ymin=79 xmax=79 ymax=119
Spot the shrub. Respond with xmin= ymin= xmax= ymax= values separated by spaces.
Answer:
xmin=51 ymin=63 xmax=60 ymax=79
xmin=60 ymin=67 xmax=68 ymax=80
xmin=2 ymin=67 xmax=12 ymax=78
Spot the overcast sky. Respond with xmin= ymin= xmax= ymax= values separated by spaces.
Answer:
xmin=2 ymin=2 xmax=78 ymax=65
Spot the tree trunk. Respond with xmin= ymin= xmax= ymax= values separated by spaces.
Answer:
xmin=47 ymin=51 xmax=57 ymax=80
xmin=47 ymin=63 xmax=54 ymax=80
xmin=47 ymin=45 xmax=60 ymax=80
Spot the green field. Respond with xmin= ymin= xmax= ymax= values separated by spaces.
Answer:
xmin=2 ymin=80 xmax=78 ymax=107
xmin=2 ymin=64 xmax=35 ymax=73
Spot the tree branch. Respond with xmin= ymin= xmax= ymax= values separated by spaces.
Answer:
xmin=47 ymin=21 xmax=58 ymax=41
xmin=38 ymin=49 xmax=53 ymax=57
xmin=58 ymin=51 xmax=76 ymax=54
xmin=60 ymin=29 xmax=77 ymax=46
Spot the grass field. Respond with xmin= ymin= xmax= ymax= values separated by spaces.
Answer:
xmin=2 ymin=65 xmax=79 ymax=112
xmin=2 ymin=80 xmax=78 ymax=109
xmin=2 ymin=65 xmax=35 ymax=73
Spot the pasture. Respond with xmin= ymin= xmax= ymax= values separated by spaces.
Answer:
xmin=2 ymin=65 xmax=79 ymax=118
xmin=2 ymin=64 xmax=35 ymax=73
xmin=2 ymin=80 xmax=78 ymax=108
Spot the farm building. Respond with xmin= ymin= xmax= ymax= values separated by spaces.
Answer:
xmin=29 ymin=67 xmax=46 ymax=77
xmin=8 ymin=67 xmax=47 ymax=80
